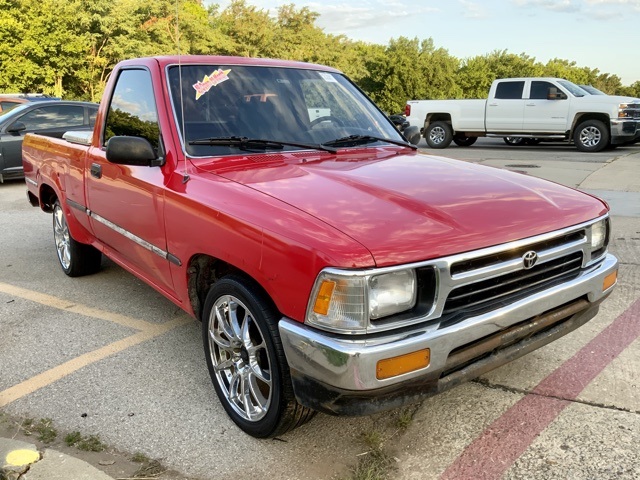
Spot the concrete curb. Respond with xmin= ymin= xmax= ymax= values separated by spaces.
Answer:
xmin=1 ymin=437 xmax=114 ymax=480
xmin=579 ymin=151 xmax=640 ymax=191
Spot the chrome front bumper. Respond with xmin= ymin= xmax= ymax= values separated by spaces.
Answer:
xmin=279 ymin=253 xmax=618 ymax=415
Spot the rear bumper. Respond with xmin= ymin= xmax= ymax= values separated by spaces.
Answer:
xmin=279 ymin=253 xmax=618 ymax=415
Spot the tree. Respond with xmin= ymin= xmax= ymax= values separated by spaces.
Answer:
xmin=457 ymin=50 xmax=542 ymax=98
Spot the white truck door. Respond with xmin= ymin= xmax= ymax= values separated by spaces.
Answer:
xmin=485 ymin=80 xmax=525 ymax=132
xmin=523 ymin=80 xmax=569 ymax=133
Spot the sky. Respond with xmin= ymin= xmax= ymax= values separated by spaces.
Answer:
xmin=211 ymin=0 xmax=640 ymax=86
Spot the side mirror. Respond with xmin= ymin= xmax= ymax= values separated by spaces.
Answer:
xmin=105 ymin=136 xmax=163 ymax=167
xmin=403 ymin=126 xmax=421 ymax=145
xmin=7 ymin=122 xmax=26 ymax=134
xmin=547 ymin=88 xmax=567 ymax=100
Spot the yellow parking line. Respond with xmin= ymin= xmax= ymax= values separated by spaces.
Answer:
xmin=0 ymin=282 xmax=156 ymax=331
xmin=0 ymin=317 xmax=192 ymax=408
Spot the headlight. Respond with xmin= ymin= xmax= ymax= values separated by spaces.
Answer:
xmin=590 ymin=218 xmax=608 ymax=254
xmin=306 ymin=269 xmax=417 ymax=333
xmin=369 ymin=270 xmax=416 ymax=319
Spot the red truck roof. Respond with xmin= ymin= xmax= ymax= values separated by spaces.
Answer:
xmin=117 ymin=55 xmax=342 ymax=73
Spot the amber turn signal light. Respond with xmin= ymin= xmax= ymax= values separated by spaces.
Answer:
xmin=313 ymin=280 xmax=336 ymax=315
xmin=603 ymin=270 xmax=617 ymax=291
xmin=376 ymin=348 xmax=430 ymax=380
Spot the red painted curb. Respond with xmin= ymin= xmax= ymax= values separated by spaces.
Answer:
xmin=441 ymin=297 xmax=640 ymax=480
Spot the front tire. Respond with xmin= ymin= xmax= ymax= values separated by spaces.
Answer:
xmin=52 ymin=200 xmax=102 ymax=277
xmin=425 ymin=121 xmax=453 ymax=149
xmin=202 ymin=275 xmax=315 ymax=438
xmin=574 ymin=119 xmax=609 ymax=152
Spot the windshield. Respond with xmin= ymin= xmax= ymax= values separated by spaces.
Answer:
xmin=167 ymin=64 xmax=403 ymax=156
xmin=557 ymin=80 xmax=589 ymax=97
xmin=579 ymin=85 xmax=606 ymax=95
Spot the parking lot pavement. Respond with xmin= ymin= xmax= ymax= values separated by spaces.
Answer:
xmin=1 ymin=142 xmax=639 ymax=480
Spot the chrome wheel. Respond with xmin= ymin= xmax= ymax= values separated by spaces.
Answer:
xmin=578 ymin=126 xmax=601 ymax=148
xmin=207 ymin=294 xmax=272 ymax=422
xmin=53 ymin=203 xmax=71 ymax=270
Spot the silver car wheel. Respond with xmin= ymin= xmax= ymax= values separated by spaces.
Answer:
xmin=579 ymin=126 xmax=601 ymax=148
xmin=207 ymin=294 xmax=272 ymax=422
xmin=53 ymin=204 xmax=71 ymax=270
xmin=429 ymin=126 xmax=446 ymax=145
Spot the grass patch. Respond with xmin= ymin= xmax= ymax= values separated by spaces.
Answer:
xmin=341 ymin=430 xmax=396 ymax=480
xmin=131 ymin=452 xmax=150 ymax=463
xmin=133 ymin=459 xmax=165 ymax=478
xmin=64 ymin=431 xmax=83 ymax=447
xmin=64 ymin=431 xmax=105 ymax=452
xmin=348 ymin=448 xmax=394 ymax=480
xmin=21 ymin=418 xmax=57 ymax=444
xmin=395 ymin=408 xmax=414 ymax=430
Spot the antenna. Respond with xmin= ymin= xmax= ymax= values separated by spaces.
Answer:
xmin=176 ymin=0 xmax=189 ymax=184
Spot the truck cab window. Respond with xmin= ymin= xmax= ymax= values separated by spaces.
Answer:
xmin=530 ymin=81 xmax=557 ymax=100
xmin=495 ymin=81 xmax=525 ymax=100
xmin=104 ymin=69 xmax=160 ymax=149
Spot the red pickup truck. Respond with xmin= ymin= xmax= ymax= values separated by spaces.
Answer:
xmin=22 ymin=56 xmax=618 ymax=438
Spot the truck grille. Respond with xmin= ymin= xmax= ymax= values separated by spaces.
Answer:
xmin=362 ymin=217 xmax=605 ymax=335
xmin=441 ymin=251 xmax=583 ymax=326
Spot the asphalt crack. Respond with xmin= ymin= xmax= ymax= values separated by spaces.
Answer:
xmin=472 ymin=378 xmax=640 ymax=415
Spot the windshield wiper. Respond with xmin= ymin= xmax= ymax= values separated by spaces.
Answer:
xmin=322 ymin=135 xmax=417 ymax=150
xmin=188 ymin=136 xmax=337 ymax=153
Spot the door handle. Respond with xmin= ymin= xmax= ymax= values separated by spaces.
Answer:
xmin=526 ymin=103 xmax=536 ymax=106
xmin=90 ymin=163 xmax=102 ymax=179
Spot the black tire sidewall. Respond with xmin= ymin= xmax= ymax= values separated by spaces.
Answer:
xmin=453 ymin=135 xmax=477 ymax=147
xmin=52 ymin=200 xmax=101 ymax=277
xmin=201 ymin=276 xmax=286 ymax=438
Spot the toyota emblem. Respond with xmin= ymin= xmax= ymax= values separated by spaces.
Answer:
xmin=522 ymin=251 xmax=538 ymax=269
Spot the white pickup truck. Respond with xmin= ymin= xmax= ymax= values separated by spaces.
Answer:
xmin=406 ymin=77 xmax=640 ymax=152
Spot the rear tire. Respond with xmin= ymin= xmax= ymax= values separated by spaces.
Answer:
xmin=202 ymin=275 xmax=315 ymax=438
xmin=52 ymin=200 xmax=102 ymax=277
xmin=452 ymin=134 xmax=477 ymax=147
xmin=503 ymin=137 xmax=525 ymax=146
xmin=574 ymin=119 xmax=609 ymax=152
xmin=425 ymin=121 xmax=453 ymax=149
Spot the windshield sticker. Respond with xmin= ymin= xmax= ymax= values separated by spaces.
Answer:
xmin=193 ymin=69 xmax=231 ymax=100
xmin=318 ymin=72 xmax=338 ymax=83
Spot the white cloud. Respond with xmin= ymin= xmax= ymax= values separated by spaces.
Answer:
xmin=512 ymin=0 xmax=582 ymax=12
xmin=458 ymin=0 xmax=488 ymax=18
xmin=306 ymin=1 xmax=439 ymax=33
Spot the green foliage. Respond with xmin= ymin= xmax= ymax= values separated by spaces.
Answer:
xmin=0 ymin=0 xmax=636 ymax=108
xmin=18 ymin=417 xmax=57 ymax=443
xmin=65 ymin=431 xmax=106 ymax=451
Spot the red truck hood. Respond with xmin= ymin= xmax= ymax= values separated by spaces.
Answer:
xmin=195 ymin=149 xmax=607 ymax=267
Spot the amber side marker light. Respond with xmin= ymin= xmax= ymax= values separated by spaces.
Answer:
xmin=376 ymin=348 xmax=430 ymax=380
xmin=313 ymin=280 xmax=336 ymax=316
xmin=603 ymin=270 xmax=617 ymax=292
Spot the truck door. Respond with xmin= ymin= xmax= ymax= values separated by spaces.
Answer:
xmin=485 ymin=80 xmax=525 ymax=132
xmin=85 ymin=67 xmax=175 ymax=296
xmin=522 ymin=80 xmax=569 ymax=133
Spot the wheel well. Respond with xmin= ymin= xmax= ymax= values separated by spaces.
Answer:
xmin=38 ymin=184 xmax=58 ymax=213
xmin=570 ymin=113 xmax=610 ymax=139
xmin=186 ymin=254 xmax=276 ymax=322
xmin=425 ymin=113 xmax=452 ymax=128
